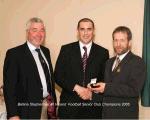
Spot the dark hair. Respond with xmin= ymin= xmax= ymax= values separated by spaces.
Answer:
xmin=77 ymin=18 xmax=95 ymax=29
xmin=112 ymin=26 xmax=132 ymax=41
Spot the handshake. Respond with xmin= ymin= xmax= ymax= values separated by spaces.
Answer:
xmin=74 ymin=82 xmax=106 ymax=100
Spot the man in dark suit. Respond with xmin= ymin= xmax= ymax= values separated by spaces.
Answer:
xmin=90 ymin=26 xmax=146 ymax=119
xmin=54 ymin=18 xmax=109 ymax=119
xmin=3 ymin=17 xmax=56 ymax=119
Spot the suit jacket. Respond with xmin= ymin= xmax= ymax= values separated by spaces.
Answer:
xmin=54 ymin=41 xmax=109 ymax=119
xmin=102 ymin=51 xmax=146 ymax=119
xmin=3 ymin=43 xmax=56 ymax=119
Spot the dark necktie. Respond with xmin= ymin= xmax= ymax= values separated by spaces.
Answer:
xmin=35 ymin=48 xmax=51 ymax=91
xmin=35 ymin=49 xmax=56 ymax=119
xmin=113 ymin=57 xmax=121 ymax=71
xmin=82 ymin=46 xmax=87 ymax=86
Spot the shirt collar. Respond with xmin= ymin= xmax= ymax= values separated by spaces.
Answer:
xmin=116 ymin=50 xmax=130 ymax=61
xmin=79 ymin=41 xmax=92 ymax=49
xmin=27 ymin=41 xmax=40 ymax=51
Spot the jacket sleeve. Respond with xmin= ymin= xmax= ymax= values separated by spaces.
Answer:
xmin=92 ymin=49 xmax=109 ymax=101
xmin=54 ymin=46 xmax=77 ymax=93
xmin=3 ymin=50 xmax=19 ymax=118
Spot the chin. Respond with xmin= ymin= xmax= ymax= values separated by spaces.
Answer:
xmin=85 ymin=40 xmax=92 ymax=44
xmin=117 ymin=51 xmax=127 ymax=55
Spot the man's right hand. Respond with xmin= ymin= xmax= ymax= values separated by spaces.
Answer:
xmin=73 ymin=84 xmax=92 ymax=100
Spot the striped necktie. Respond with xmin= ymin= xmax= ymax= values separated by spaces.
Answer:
xmin=82 ymin=46 xmax=87 ymax=86
xmin=113 ymin=57 xmax=121 ymax=71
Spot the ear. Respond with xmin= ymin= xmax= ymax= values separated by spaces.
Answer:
xmin=129 ymin=40 xmax=131 ymax=46
xmin=128 ymin=40 xmax=132 ymax=49
xmin=76 ymin=29 xmax=79 ymax=40
xmin=76 ymin=28 xmax=79 ymax=34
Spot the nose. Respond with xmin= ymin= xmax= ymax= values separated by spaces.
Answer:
xmin=84 ymin=30 xmax=88 ymax=35
xmin=116 ymin=41 xmax=121 ymax=47
xmin=37 ymin=31 xmax=44 ymax=36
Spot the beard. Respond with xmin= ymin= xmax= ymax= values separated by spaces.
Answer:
xmin=114 ymin=47 xmax=129 ymax=55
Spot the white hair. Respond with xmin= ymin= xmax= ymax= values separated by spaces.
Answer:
xmin=26 ymin=17 xmax=45 ymax=30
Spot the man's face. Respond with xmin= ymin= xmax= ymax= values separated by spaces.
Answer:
xmin=27 ymin=22 xmax=45 ymax=47
xmin=77 ymin=21 xmax=94 ymax=44
xmin=113 ymin=32 xmax=131 ymax=55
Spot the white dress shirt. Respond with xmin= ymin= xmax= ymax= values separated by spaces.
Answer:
xmin=112 ymin=50 xmax=130 ymax=71
xmin=79 ymin=41 xmax=92 ymax=58
xmin=27 ymin=41 xmax=49 ymax=98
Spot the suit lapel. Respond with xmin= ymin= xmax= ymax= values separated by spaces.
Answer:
xmin=40 ymin=46 xmax=51 ymax=71
xmin=111 ymin=57 xmax=116 ymax=71
xmin=23 ymin=42 xmax=43 ymax=88
xmin=106 ymin=57 xmax=116 ymax=82
xmin=23 ymin=42 xmax=38 ymax=69
xmin=40 ymin=46 xmax=54 ymax=94
xmin=112 ymin=51 xmax=133 ymax=73
xmin=87 ymin=42 xmax=96 ymax=65
xmin=74 ymin=41 xmax=83 ymax=69
xmin=119 ymin=51 xmax=133 ymax=66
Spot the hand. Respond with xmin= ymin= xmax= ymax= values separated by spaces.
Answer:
xmin=9 ymin=116 xmax=20 ymax=120
xmin=87 ymin=83 xmax=91 ymax=89
xmin=74 ymin=84 xmax=92 ymax=100
xmin=87 ymin=83 xmax=100 ymax=88
xmin=90 ymin=82 xmax=106 ymax=93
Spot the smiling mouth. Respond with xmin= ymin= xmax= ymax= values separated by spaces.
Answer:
xmin=83 ymin=36 xmax=89 ymax=39
xmin=116 ymin=47 xmax=122 ymax=50
xmin=115 ymin=48 xmax=123 ymax=52
xmin=34 ymin=36 xmax=43 ymax=40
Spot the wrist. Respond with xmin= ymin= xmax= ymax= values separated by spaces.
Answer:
xmin=73 ymin=84 xmax=80 ymax=92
